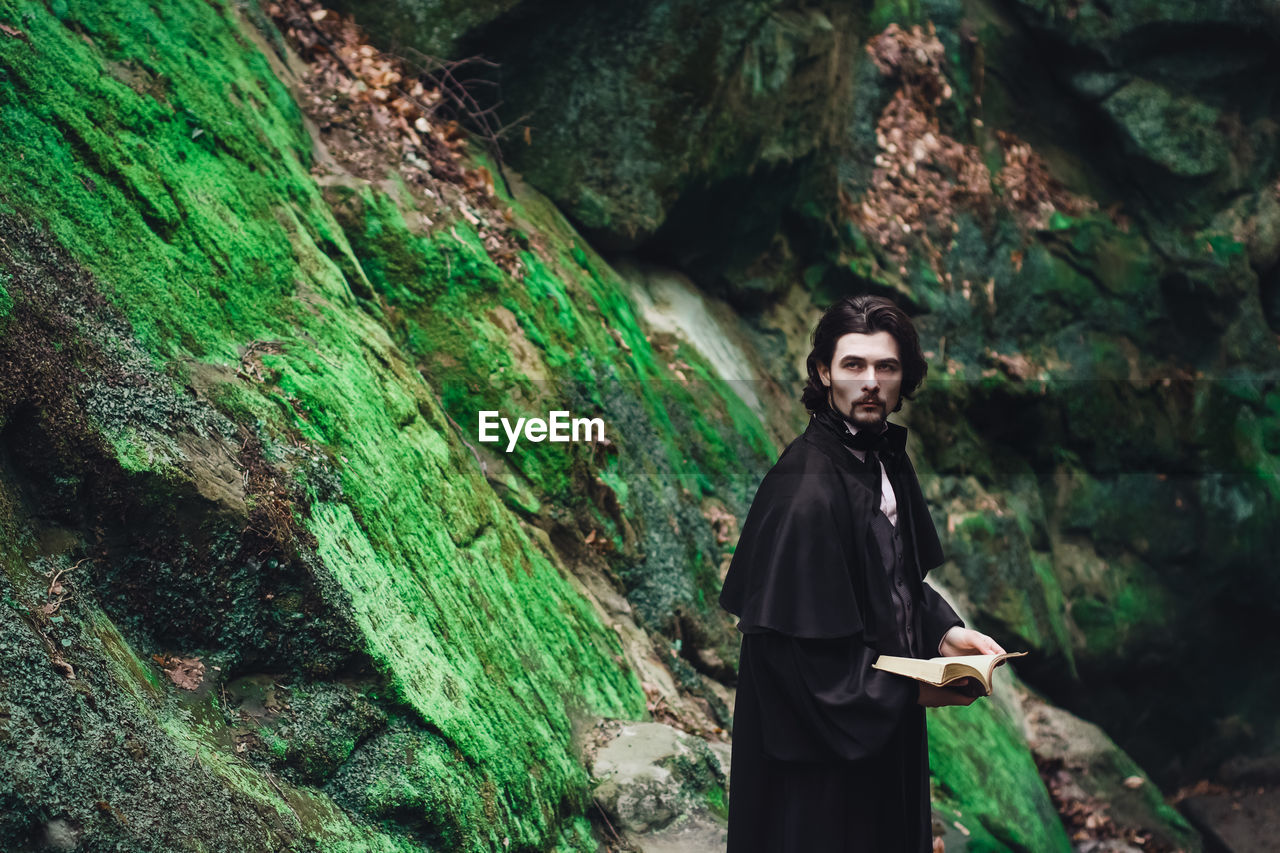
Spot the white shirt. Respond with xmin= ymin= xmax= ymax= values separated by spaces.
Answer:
xmin=843 ymin=423 xmax=897 ymax=527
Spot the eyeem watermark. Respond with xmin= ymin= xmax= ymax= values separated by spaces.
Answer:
xmin=478 ymin=410 xmax=606 ymax=452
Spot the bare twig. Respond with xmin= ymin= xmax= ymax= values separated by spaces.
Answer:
xmin=45 ymin=557 xmax=86 ymax=596
xmin=400 ymin=47 xmax=516 ymax=197
xmin=592 ymin=797 xmax=622 ymax=845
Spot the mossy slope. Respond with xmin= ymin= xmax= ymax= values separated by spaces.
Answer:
xmin=0 ymin=1 xmax=671 ymax=849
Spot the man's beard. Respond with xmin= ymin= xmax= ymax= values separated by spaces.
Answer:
xmin=830 ymin=391 xmax=888 ymax=431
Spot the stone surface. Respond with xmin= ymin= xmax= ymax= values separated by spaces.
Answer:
xmin=1022 ymin=692 xmax=1201 ymax=851
xmin=589 ymin=722 xmax=729 ymax=851
xmin=1180 ymin=788 xmax=1280 ymax=853
xmin=591 ymin=722 xmax=728 ymax=836
xmin=326 ymin=0 xmax=522 ymax=58
xmin=1101 ymin=80 xmax=1228 ymax=178
xmin=333 ymin=0 xmax=863 ymax=308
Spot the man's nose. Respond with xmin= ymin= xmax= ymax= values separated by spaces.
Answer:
xmin=858 ymin=366 xmax=878 ymax=388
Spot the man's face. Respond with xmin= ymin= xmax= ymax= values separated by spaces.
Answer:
xmin=817 ymin=331 xmax=903 ymax=429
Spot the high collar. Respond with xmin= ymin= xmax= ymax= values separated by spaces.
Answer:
xmin=809 ymin=404 xmax=908 ymax=451
xmin=803 ymin=411 xmax=909 ymax=473
xmin=846 ymin=420 xmax=908 ymax=454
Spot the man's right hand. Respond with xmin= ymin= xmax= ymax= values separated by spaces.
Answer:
xmin=917 ymin=682 xmax=977 ymax=707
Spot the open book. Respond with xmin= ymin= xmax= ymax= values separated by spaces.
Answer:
xmin=872 ymin=652 xmax=1028 ymax=696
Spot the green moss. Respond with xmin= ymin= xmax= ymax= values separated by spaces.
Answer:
xmin=1101 ymin=79 xmax=1227 ymax=178
xmin=326 ymin=164 xmax=774 ymax=654
xmin=0 ymin=274 xmax=12 ymax=323
xmin=928 ymin=701 xmax=1072 ymax=852
xmin=106 ymin=427 xmax=157 ymax=473
xmin=597 ymin=456 xmax=631 ymax=508
xmin=1 ymin=563 xmax=362 ymax=850
xmin=1029 ymin=554 xmax=1076 ymax=675
xmin=0 ymin=1 xmax=652 ymax=848
xmin=869 ymin=0 xmax=924 ymax=32
xmin=309 ymin=499 xmax=644 ymax=848
xmin=705 ymin=784 xmax=729 ymax=820
xmin=264 ymin=730 xmax=290 ymax=760
xmin=550 ymin=814 xmax=603 ymax=853
xmin=942 ymin=512 xmax=1074 ymax=668
xmin=0 ymin=0 xmax=327 ymax=362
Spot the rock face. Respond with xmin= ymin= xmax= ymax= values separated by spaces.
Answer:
xmin=926 ymin=666 xmax=1074 ymax=852
xmin=1022 ymin=691 xmax=1200 ymax=851
xmin=391 ymin=0 xmax=1279 ymax=823
xmin=0 ymin=2 xmax=661 ymax=849
xmin=0 ymin=0 xmax=784 ymax=849
xmin=319 ymin=0 xmax=1280 ymax=791
xmin=325 ymin=0 xmax=522 ymax=58
xmin=1 ymin=0 xmax=1275 ymax=849
xmin=343 ymin=0 xmax=862 ymax=304
xmin=1180 ymin=788 xmax=1280 ymax=853
xmin=589 ymin=721 xmax=729 ymax=848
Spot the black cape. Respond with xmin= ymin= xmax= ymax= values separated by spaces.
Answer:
xmin=719 ymin=415 xmax=962 ymax=853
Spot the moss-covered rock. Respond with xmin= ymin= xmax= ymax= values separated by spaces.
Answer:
xmin=589 ymin=721 xmax=727 ymax=836
xmin=927 ymin=661 xmax=1071 ymax=852
xmin=1023 ymin=690 xmax=1201 ymax=851
xmin=1101 ymin=79 xmax=1228 ymax=179
xmin=1 ymin=0 xmax=1275 ymax=845
xmin=0 ymin=1 xmax=661 ymax=847
xmin=334 ymin=0 xmax=866 ymax=308
xmin=325 ymin=0 xmax=521 ymax=58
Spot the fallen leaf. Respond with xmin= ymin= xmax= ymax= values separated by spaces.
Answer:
xmin=153 ymin=653 xmax=206 ymax=690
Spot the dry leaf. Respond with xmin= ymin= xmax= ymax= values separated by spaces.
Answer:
xmin=153 ymin=654 xmax=206 ymax=690
xmin=264 ymin=0 xmax=528 ymax=277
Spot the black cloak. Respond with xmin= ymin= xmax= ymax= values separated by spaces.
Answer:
xmin=719 ymin=415 xmax=963 ymax=852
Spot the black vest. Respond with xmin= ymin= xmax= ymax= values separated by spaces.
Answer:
xmin=861 ymin=450 xmax=925 ymax=657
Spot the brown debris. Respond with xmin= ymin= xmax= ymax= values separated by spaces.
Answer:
xmin=1170 ymin=779 xmax=1232 ymax=803
xmin=152 ymin=653 xmax=206 ymax=691
xmin=984 ymin=348 xmax=1036 ymax=381
xmin=866 ymin=22 xmax=952 ymax=106
xmin=847 ymin=23 xmax=1097 ymax=283
xmin=1036 ymin=755 xmax=1179 ymax=852
xmin=846 ymin=24 xmax=992 ymax=281
xmin=236 ymin=339 xmax=284 ymax=384
xmin=267 ymin=0 xmax=527 ymax=277
xmin=236 ymin=429 xmax=314 ymax=549
xmin=641 ymin=680 xmax=687 ymax=731
xmin=29 ymin=559 xmax=83 ymax=679
xmin=701 ymin=502 xmax=737 ymax=547
xmin=995 ymin=130 xmax=1096 ymax=230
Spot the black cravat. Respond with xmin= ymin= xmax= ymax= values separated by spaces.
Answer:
xmin=812 ymin=403 xmax=893 ymax=458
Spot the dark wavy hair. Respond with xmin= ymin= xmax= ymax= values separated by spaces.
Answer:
xmin=800 ymin=295 xmax=928 ymax=414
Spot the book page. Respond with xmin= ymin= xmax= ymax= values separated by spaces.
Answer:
xmin=871 ymin=654 xmax=947 ymax=683
xmin=873 ymin=652 xmax=1027 ymax=689
xmin=940 ymin=652 xmax=1028 ymax=690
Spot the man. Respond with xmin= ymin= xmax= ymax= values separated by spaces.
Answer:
xmin=719 ymin=294 xmax=1005 ymax=852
